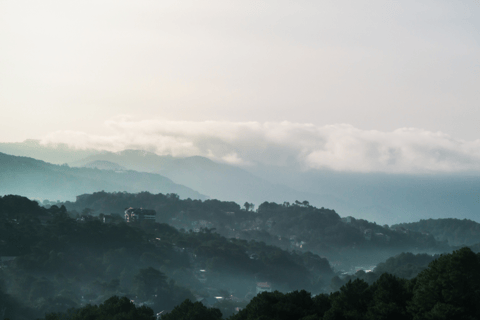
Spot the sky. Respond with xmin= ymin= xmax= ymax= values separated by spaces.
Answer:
xmin=1 ymin=1 xmax=480 ymax=172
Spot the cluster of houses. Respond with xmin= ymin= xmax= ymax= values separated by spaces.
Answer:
xmin=124 ymin=207 xmax=156 ymax=223
xmin=71 ymin=207 xmax=157 ymax=224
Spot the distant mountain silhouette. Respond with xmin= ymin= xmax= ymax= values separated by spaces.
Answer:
xmin=6 ymin=141 xmax=480 ymax=224
xmin=0 ymin=139 xmax=99 ymax=164
xmin=71 ymin=150 xmax=347 ymax=209
xmin=0 ymin=152 xmax=206 ymax=201
xmin=82 ymin=160 xmax=126 ymax=171
xmin=246 ymin=164 xmax=480 ymax=224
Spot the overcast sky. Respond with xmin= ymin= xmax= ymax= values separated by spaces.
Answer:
xmin=1 ymin=1 xmax=479 ymax=172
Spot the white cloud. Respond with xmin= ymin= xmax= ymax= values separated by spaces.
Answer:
xmin=40 ymin=119 xmax=480 ymax=173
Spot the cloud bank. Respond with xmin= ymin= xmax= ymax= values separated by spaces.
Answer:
xmin=41 ymin=119 xmax=480 ymax=173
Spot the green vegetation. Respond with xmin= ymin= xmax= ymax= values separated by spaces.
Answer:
xmin=3 ymin=192 xmax=479 ymax=319
xmin=0 ymin=152 xmax=205 ymax=201
xmin=44 ymin=296 xmax=154 ymax=320
xmin=394 ymin=218 xmax=480 ymax=246
xmin=64 ymin=192 xmax=447 ymax=268
xmin=329 ymin=252 xmax=439 ymax=292
xmin=0 ymin=194 xmax=331 ymax=319
xmin=38 ymin=248 xmax=480 ymax=319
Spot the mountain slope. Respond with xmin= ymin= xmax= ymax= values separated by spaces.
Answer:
xmin=245 ymin=165 xmax=480 ymax=224
xmin=0 ymin=152 xmax=206 ymax=201
xmin=82 ymin=160 xmax=126 ymax=171
xmin=0 ymin=139 xmax=99 ymax=164
xmin=71 ymin=150 xmax=347 ymax=209
xmin=393 ymin=218 xmax=480 ymax=246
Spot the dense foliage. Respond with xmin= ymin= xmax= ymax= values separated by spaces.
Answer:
xmin=38 ymin=248 xmax=480 ymax=320
xmin=0 ymin=152 xmax=204 ymax=201
xmin=0 ymin=195 xmax=331 ymax=319
xmin=63 ymin=192 xmax=447 ymax=268
xmin=394 ymin=218 xmax=480 ymax=246
xmin=329 ymin=252 xmax=439 ymax=292
xmin=44 ymin=296 xmax=154 ymax=320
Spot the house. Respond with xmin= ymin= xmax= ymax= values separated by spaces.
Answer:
xmin=256 ymin=282 xmax=272 ymax=294
xmin=124 ymin=207 xmax=156 ymax=223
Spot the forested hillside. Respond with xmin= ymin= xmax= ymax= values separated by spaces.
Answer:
xmin=0 ymin=139 xmax=99 ymax=164
xmin=394 ymin=218 xmax=480 ymax=246
xmin=62 ymin=191 xmax=448 ymax=268
xmin=42 ymin=248 xmax=480 ymax=320
xmin=70 ymin=149 xmax=344 ymax=210
xmin=0 ymin=195 xmax=331 ymax=319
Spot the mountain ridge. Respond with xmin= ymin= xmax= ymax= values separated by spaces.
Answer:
xmin=0 ymin=152 xmax=206 ymax=201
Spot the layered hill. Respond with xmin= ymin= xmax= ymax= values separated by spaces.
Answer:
xmin=0 ymin=139 xmax=99 ymax=164
xmin=247 ymin=165 xmax=480 ymax=224
xmin=62 ymin=191 xmax=448 ymax=267
xmin=82 ymin=160 xmax=126 ymax=171
xmin=393 ymin=218 xmax=480 ymax=246
xmin=70 ymin=150 xmax=346 ymax=209
xmin=6 ymin=140 xmax=480 ymax=225
xmin=0 ymin=152 xmax=206 ymax=201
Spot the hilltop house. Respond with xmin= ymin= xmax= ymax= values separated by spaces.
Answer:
xmin=124 ymin=207 xmax=156 ymax=223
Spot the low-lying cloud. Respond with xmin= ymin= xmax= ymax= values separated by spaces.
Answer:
xmin=41 ymin=119 xmax=480 ymax=173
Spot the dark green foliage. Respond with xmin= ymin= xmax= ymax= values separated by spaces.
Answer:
xmin=132 ymin=267 xmax=195 ymax=311
xmin=373 ymin=252 xmax=438 ymax=280
xmin=0 ymin=152 xmax=205 ymax=201
xmin=44 ymin=296 xmax=154 ymax=320
xmin=330 ymin=252 xmax=437 ymax=292
xmin=366 ymin=274 xmax=411 ymax=320
xmin=230 ymin=290 xmax=325 ymax=320
xmin=0 ymin=279 xmax=36 ymax=320
xmin=63 ymin=192 xmax=445 ymax=271
xmin=0 ymin=194 xmax=331 ymax=318
xmin=160 ymin=299 xmax=222 ymax=320
xmin=323 ymin=279 xmax=371 ymax=320
xmin=5 ymin=192 xmax=480 ymax=319
xmin=0 ymin=194 xmax=44 ymax=220
xmin=394 ymin=218 xmax=480 ymax=246
xmin=133 ymin=267 xmax=168 ymax=300
xmin=408 ymin=247 xmax=480 ymax=319
xmin=226 ymin=248 xmax=480 ymax=319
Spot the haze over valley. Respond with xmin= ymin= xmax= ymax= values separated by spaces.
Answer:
xmin=1 ymin=1 xmax=480 ymax=319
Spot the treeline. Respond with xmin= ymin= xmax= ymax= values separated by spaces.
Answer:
xmin=62 ymin=192 xmax=447 ymax=267
xmin=329 ymin=252 xmax=440 ymax=292
xmin=42 ymin=247 xmax=480 ymax=320
xmin=0 ymin=195 xmax=331 ymax=319
xmin=0 ymin=151 xmax=205 ymax=201
xmin=394 ymin=218 xmax=480 ymax=246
